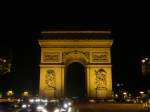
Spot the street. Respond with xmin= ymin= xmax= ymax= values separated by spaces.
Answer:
xmin=73 ymin=103 xmax=148 ymax=112
xmin=0 ymin=102 xmax=149 ymax=112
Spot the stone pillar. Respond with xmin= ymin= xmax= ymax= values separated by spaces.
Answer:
xmin=87 ymin=65 xmax=112 ymax=98
xmin=39 ymin=65 xmax=64 ymax=98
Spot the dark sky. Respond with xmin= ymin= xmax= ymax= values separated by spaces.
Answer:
xmin=0 ymin=5 xmax=150 ymax=95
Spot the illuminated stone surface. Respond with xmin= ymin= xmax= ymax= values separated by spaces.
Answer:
xmin=38 ymin=31 xmax=113 ymax=99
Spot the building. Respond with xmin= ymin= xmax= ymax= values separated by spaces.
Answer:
xmin=38 ymin=31 xmax=113 ymax=99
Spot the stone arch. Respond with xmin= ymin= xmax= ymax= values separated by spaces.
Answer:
xmin=63 ymin=50 xmax=89 ymax=66
xmin=65 ymin=62 xmax=86 ymax=98
xmin=64 ymin=51 xmax=88 ymax=98
xmin=38 ymin=32 xmax=113 ymax=99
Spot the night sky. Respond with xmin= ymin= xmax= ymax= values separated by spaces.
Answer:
xmin=0 ymin=5 xmax=150 ymax=96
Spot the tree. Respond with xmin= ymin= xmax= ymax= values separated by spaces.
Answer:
xmin=0 ymin=58 xmax=11 ymax=76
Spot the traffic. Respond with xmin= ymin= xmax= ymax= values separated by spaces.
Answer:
xmin=0 ymin=97 xmax=73 ymax=112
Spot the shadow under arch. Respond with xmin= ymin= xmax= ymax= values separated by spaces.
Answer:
xmin=64 ymin=51 xmax=88 ymax=99
xmin=65 ymin=62 xmax=86 ymax=99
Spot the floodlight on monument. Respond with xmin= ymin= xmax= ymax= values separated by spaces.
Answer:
xmin=6 ymin=90 xmax=14 ymax=97
xmin=22 ymin=91 xmax=29 ymax=97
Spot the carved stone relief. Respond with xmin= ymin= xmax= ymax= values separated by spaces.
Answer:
xmin=43 ymin=52 xmax=60 ymax=62
xmin=95 ymin=68 xmax=107 ymax=89
xmin=45 ymin=70 xmax=56 ymax=89
xmin=62 ymin=50 xmax=90 ymax=62
xmin=92 ymin=52 xmax=108 ymax=63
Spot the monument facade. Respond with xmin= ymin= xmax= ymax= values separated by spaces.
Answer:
xmin=38 ymin=31 xmax=113 ymax=99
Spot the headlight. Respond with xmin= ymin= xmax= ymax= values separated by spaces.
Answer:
xmin=41 ymin=99 xmax=48 ymax=103
xmin=29 ymin=99 xmax=34 ymax=103
xmin=37 ymin=105 xmax=48 ymax=112
xmin=54 ymin=108 xmax=59 ymax=112
xmin=14 ymin=104 xmax=19 ymax=108
xmin=22 ymin=104 xmax=27 ymax=108
xmin=36 ymin=105 xmax=44 ymax=110
xmin=63 ymin=103 xmax=68 ymax=108
xmin=42 ymin=108 xmax=47 ymax=112
xmin=35 ymin=98 xmax=40 ymax=102
xmin=28 ymin=104 xmax=31 ymax=107
xmin=68 ymin=107 xmax=72 ymax=112
xmin=17 ymin=99 xmax=21 ymax=102
xmin=68 ymin=102 xmax=72 ymax=106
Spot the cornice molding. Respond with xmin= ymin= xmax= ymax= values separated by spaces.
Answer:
xmin=39 ymin=39 xmax=113 ymax=48
xmin=41 ymin=31 xmax=111 ymax=34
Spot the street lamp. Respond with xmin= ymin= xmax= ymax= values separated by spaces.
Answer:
xmin=142 ymin=59 xmax=146 ymax=63
xmin=123 ymin=92 xmax=127 ymax=99
xmin=139 ymin=91 xmax=144 ymax=98
xmin=0 ymin=58 xmax=11 ymax=75
xmin=139 ymin=91 xmax=144 ymax=94
xmin=123 ymin=92 xmax=127 ymax=95
xmin=139 ymin=91 xmax=145 ymax=103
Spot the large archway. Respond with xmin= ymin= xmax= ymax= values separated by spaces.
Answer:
xmin=65 ymin=62 xmax=86 ymax=99
xmin=38 ymin=31 xmax=113 ymax=99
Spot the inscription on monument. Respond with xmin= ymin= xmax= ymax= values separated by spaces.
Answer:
xmin=43 ymin=52 xmax=60 ymax=62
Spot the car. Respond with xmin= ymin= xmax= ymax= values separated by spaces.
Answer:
xmin=54 ymin=98 xmax=72 ymax=112
xmin=125 ymin=98 xmax=135 ymax=103
xmin=106 ymin=99 xmax=116 ymax=103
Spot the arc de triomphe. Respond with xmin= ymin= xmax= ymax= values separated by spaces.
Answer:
xmin=38 ymin=31 xmax=113 ymax=99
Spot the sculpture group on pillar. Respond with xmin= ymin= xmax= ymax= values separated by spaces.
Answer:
xmin=95 ymin=68 xmax=107 ymax=89
xmin=45 ymin=69 xmax=56 ymax=89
